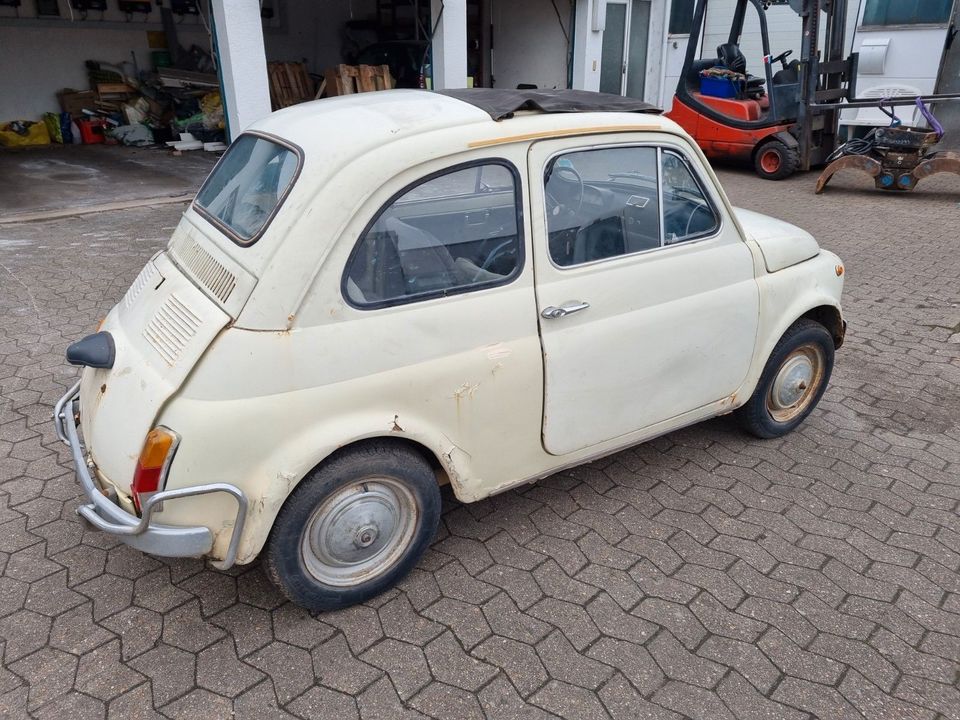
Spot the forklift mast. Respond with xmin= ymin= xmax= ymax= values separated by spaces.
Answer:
xmin=795 ymin=0 xmax=859 ymax=171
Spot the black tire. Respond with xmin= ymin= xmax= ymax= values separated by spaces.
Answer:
xmin=734 ymin=318 xmax=834 ymax=439
xmin=264 ymin=441 xmax=441 ymax=611
xmin=754 ymin=139 xmax=799 ymax=181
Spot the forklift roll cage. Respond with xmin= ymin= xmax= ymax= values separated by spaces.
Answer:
xmin=675 ymin=0 xmax=858 ymax=171
xmin=674 ymin=0 xmax=960 ymax=179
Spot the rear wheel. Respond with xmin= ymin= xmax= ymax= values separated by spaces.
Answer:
xmin=754 ymin=139 xmax=799 ymax=181
xmin=264 ymin=442 xmax=441 ymax=611
xmin=734 ymin=319 xmax=834 ymax=438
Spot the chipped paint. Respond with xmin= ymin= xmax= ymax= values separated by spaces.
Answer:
xmin=484 ymin=342 xmax=512 ymax=361
xmin=452 ymin=382 xmax=480 ymax=400
xmin=391 ymin=415 xmax=404 ymax=432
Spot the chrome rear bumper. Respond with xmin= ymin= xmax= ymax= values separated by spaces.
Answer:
xmin=53 ymin=381 xmax=247 ymax=569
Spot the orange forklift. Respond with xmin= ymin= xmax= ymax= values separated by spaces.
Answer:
xmin=667 ymin=0 xmax=857 ymax=180
xmin=668 ymin=0 xmax=960 ymax=183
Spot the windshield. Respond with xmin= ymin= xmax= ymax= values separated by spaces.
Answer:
xmin=195 ymin=134 xmax=300 ymax=244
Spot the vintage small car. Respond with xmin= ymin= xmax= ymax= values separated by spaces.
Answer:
xmin=56 ymin=89 xmax=845 ymax=610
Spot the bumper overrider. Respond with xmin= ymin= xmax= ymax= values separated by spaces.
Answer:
xmin=53 ymin=381 xmax=248 ymax=569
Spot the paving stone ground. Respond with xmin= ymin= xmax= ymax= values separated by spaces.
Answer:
xmin=1 ymin=166 xmax=959 ymax=720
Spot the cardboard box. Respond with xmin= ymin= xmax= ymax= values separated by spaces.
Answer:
xmin=57 ymin=90 xmax=97 ymax=119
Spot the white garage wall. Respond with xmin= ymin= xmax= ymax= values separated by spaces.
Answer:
xmin=0 ymin=17 xmax=209 ymax=122
xmin=0 ymin=0 xmax=379 ymax=123
xmin=492 ymin=0 xmax=572 ymax=90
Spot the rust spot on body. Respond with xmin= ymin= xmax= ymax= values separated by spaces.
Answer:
xmin=391 ymin=415 xmax=404 ymax=432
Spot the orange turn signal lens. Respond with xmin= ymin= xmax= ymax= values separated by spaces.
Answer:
xmin=139 ymin=427 xmax=176 ymax=470
xmin=131 ymin=427 xmax=179 ymax=513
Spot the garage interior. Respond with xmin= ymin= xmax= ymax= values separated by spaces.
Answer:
xmin=0 ymin=0 xmax=574 ymax=219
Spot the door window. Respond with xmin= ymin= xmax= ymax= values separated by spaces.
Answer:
xmin=600 ymin=3 xmax=628 ymax=94
xmin=344 ymin=162 xmax=523 ymax=308
xmin=544 ymin=146 xmax=719 ymax=268
xmin=862 ymin=0 xmax=952 ymax=25
xmin=661 ymin=150 xmax=720 ymax=244
xmin=626 ymin=0 xmax=651 ymax=99
xmin=668 ymin=0 xmax=694 ymax=35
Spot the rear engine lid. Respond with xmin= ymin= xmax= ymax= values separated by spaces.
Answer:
xmin=166 ymin=215 xmax=258 ymax=319
xmin=80 ymin=251 xmax=230 ymax=489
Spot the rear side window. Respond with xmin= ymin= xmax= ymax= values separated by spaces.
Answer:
xmin=195 ymin=134 xmax=300 ymax=244
xmin=343 ymin=161 xmax=523 ymax=308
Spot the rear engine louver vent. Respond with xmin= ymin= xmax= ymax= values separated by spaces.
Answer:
xmin=169 ymin=235 xmax=237 ymax=304
xmin=143 ymin=294 xmax=201 ymax=365
xmin=124 ymin=262 xmax=159 ymax=309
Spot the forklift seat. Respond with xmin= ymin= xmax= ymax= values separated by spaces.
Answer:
xmin=717 ymin=43 xmax=747 ymax=75
xmin=717 ymin=43 xmax=765 ymax=98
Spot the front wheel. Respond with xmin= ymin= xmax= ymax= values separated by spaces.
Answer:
xmin=264 ymin=442 xmax=441 ymax=611
xmin=734 ymin=319 xmax=834 ymax=438
xmin=754 ymin=139 xmax=799 ymax=181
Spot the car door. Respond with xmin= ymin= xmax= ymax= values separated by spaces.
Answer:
xmin=528 ymin=134 xmax=760 ymax=456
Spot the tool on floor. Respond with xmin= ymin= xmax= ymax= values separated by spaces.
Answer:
xmin=815 ymin=97 xmax=960 ymax=193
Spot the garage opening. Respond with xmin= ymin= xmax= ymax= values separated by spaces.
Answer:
xmin=0 ymin=0 xmax=574 ymax=220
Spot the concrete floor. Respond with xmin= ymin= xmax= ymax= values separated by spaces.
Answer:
xmin=0 ymin=145 xmax=218 ymax=221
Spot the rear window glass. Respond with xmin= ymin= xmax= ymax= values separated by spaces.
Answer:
xmin=195 ymin=134 xmax=299 ymax=244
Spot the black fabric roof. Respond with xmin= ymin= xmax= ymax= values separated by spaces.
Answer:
xmin=436 ymin=88 xmax=662 ymax=121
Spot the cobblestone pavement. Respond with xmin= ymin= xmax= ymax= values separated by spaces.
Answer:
xmin=1 ymin=167 xmax=959 ymax=720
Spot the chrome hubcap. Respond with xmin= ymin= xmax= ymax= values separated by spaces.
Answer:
xmin=301 ymin=478 xmax=418 ymax=587
xmin=766 ymin=345 xmax=824 ymax=422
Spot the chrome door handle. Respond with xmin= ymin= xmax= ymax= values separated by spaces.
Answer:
xmin=541 ymin=301 xmax=590 ymax=320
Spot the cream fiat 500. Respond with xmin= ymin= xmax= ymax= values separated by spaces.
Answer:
xmin=56 ymin=89 xmax=845 ymax=610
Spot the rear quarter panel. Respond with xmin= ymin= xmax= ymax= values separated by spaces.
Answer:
xmin=157 ymin=143 xmax=546 ymax=564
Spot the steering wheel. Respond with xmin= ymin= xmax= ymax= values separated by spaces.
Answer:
xmin=685 ymin=203 xmax=714 ymax=238
xmin=481 ymin=238 xmax=515 ymax=272
xmin=771 ymin=49 xmax=793 ymax=66
xmin=546 ymin=163 xmax=585 ymax=218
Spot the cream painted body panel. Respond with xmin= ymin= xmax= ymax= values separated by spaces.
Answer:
xmin=528 ymin=134 xmax=760 ymax=455
xmin=76 ymin=92 xmax=844 ymax=564
xmin=735 ymin=207 xmax=821 ymax=273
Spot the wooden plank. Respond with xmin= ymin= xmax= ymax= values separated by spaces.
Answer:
xmin=96 ymin=83 xmax=136 ymax=96
xmin=322 ymin=64 xmax=394 ymax=96
xmin=338 ymin=65 xmax=359 ymax=95
xmin=358 ymin=65 xmax=377 ymax=93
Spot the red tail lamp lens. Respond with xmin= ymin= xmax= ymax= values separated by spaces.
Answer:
xmin=131 ymin=427 xmax=178 ymax=513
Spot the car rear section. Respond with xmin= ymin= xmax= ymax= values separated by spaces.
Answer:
xmin=54 ymin=131 xmax=303 ymax=566
xmin=54 ymin=217 xmax=259 ymax=566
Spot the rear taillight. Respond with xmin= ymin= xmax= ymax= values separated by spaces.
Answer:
xmin=131 ymin=427 xmax=179 ymax=513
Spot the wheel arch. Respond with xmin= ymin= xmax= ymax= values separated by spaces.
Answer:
xmin=736 ymin=258 xmax=844 ymax=413
xmin=800 ymin=304 xmax=846 ymax=349
xmin=232 ymin=425 xmax=461 ymax=565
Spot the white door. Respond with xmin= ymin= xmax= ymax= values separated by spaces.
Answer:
xmin=661 ymin=0 xmax=696 ymax=110
xmin=626 ymin=0 xmax=652 ymax=99
xmin=600 ymin=2 xmax=630 ymax=94
xmin=528 ymin=135 xmax=760 ymax=456
xmin=600 ymin=0 xmax=652 ymax=97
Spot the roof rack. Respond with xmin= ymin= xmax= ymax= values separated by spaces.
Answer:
xmin=436 ymin=88 xmax=662 ymax=121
